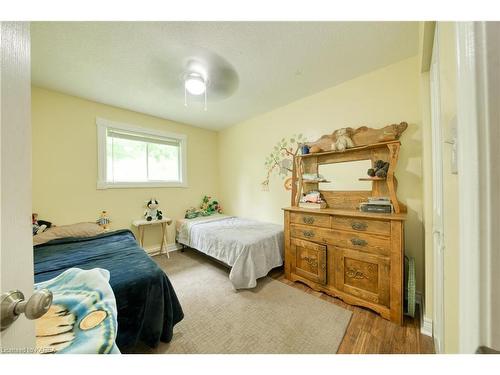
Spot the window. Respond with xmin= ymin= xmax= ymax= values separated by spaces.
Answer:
xmin=97 ymin=118 xmax=187 ymax=188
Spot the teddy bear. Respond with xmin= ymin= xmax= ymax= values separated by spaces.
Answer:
xmin=331 ymin=128 xmax=354 ymax=152
xmin=367 ymin=160 xmax=390 ymax=178
xmin=144 ymin=198 xmax=163 ymax=221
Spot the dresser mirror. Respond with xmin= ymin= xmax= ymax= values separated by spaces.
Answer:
xmin=318 ymin=159 xmax=372 ymax=191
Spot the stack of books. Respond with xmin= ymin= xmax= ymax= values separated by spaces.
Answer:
xmin=359 ymin=197 xmax=393 ymax=213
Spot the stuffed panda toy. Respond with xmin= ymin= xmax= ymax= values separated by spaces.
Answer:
xmin=144 ymin=198 xmax=163 ymax=221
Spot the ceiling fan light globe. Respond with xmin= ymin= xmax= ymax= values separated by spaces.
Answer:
xmin=185 ymin=77 xmax=206 ymax=95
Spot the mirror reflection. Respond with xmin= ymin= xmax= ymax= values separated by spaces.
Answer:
xmin=318 ymin=159 xmax=372 ymax=191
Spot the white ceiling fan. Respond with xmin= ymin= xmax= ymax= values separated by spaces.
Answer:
xmin=177 ymin=52 xmax=239 ymax=111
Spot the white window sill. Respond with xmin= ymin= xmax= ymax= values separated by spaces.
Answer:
xmin=97 ymin=181 xmax=188 ymax=189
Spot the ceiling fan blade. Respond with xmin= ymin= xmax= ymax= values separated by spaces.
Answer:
xmin=150 ymin=47 xmax=239 ymax=102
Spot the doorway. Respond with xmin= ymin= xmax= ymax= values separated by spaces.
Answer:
xmin=429 ymin=23 xmax=445 ymax=354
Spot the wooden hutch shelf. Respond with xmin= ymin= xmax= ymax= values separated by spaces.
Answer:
xmin=297 ymin=140 xmax=401 ymax=159
xmin=358 ymin=176 xmax=386 ymax=181
xmin=284 ymin=123 xmax=408 ymax=325
xmin=302 ymin=179 xmax=331 ymax=184
xmin=293 ymin=140 xmax=406 ymax=214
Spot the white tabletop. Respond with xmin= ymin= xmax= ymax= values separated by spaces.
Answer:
xmin=132 ymin=218 xmax=172 ymax=227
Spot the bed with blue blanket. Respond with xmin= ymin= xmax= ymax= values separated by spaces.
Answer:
xmin=34 ymin=229 xmax=184 ymax=350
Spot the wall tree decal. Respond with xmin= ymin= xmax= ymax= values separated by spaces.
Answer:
xmin=262 ymin=134 xmax=305 ymax=191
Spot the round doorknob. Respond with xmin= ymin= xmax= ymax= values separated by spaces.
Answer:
xmin=15 ymin=289 xmax=53 ymax=320
xmin=1 ymin=289 xmax=53 ymax=330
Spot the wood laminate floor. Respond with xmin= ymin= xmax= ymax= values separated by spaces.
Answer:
xmin=269 ymin=269 xmax=435 ymax=354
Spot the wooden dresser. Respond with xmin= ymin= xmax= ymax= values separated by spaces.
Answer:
xmin=283 ymin=207 xmax=405 ymax=324
xmin=284 ymin=130 xmax=408 ymax=325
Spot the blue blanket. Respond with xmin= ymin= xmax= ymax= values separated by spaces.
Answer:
xmin=34 ymin=230 xmax=184 ymax=350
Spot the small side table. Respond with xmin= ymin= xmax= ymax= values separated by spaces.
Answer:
xmin=132 ymin=218 xmax=173 ymax=258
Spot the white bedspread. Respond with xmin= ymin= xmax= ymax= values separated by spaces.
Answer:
xmin=177 ymin=214 xmax=284 ymax=289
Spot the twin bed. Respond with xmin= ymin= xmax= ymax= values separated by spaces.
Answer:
xmin=176 ymin=214 xmax=284 ymax=289
xmin=34 ymin=215 xmax=284 ymax=351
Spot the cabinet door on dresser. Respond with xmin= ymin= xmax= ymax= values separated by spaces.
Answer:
xmin=291 ymin=238 xmax=327 ymax=285
xmin=334 ymin=247 xmax=390 ymax=307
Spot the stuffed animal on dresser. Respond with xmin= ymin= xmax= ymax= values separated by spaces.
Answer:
xmin=367 ymin=159 xmax=390 ymax=178
xmin=331 ymin=128 xmax=355 ymax=152
xmin=144 ymin=198 xmax=163 ymax=221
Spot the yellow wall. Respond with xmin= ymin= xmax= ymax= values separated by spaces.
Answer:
xmin=218 ymin=56 xmax=425 ymax=293
xmin=436 ymin=22 xmax=460 ymax=353
xmin=32 ymin=87 xmax=219 ymax=252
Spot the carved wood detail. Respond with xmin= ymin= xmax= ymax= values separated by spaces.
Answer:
xmin=345 ymin=267 xmax=370 ymax=280
xmin=306 ymin=122 xmax=408 ymax=152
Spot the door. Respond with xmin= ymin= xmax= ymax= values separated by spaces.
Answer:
xmin=291 ymin=238 xmax=327 ymax=285
xmin=334 ymin=246 xmax=390 ymax=307
xmin=482 ymin=21 xmax=500 ymax=354
xmin=0 ymin=22 xmax=35 ymax=351
xmin=430 ymin=24 xmax=445 ymax=354
xmin=455 ymin=21 xmax=500 ymax=353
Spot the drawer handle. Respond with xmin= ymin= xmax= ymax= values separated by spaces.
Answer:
xmin=303 ymin=230 xmax=315 ymax=238
xmin=351 ymin=221 xmax=368 ymax=231
xmin=351 ymin=238 xmax=367 ymax=246
xmin=302 ymin=216 xmax=315 ymax=224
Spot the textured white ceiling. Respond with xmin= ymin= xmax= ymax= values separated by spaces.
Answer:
xmin=31 ymin=22 xmax=418 ymax=130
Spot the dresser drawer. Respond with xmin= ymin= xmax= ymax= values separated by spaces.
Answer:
xmin=290 ymin=224 xmax=329 ymax=242
xmin=325 ymin=230 xmax=391 ymax=256
xmin=290 ymin=212 xmax=330 ymax=228
xmin=331 ymin=216 xmax=390 ymax=236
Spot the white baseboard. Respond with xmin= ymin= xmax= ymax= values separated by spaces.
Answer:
xmin=145 ymin=243 xmax=183 ymax=256
xmin=416 ymin=291 xmax=433 ymax=337
xmin=421 ymin=316 xmax=433 ymax=337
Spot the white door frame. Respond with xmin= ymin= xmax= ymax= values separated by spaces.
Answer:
xmin=0 ymin=21 xmax=35 ymax=350
xmin=429 ymin=24 xmax=445 ymax=354
xmin=456 ymin=21 xmax=500 ymax=352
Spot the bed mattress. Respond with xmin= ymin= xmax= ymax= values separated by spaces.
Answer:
xmin=177 ymin=214 xmax=284 ymax=289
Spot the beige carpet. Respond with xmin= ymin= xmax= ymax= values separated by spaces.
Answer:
xmin=132 ymin=250 xmax=352 ymax=354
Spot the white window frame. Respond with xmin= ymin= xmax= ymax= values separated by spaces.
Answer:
xmin=96 ymin=117 xmax=188 ymax=189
